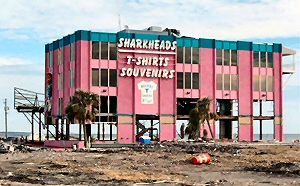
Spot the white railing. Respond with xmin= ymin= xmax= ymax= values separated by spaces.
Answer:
xmin=282 ymin=63 xmax=296 ymax=73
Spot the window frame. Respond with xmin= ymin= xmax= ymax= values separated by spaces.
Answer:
xmin=216 ymin=49 xmax=238 ymax=66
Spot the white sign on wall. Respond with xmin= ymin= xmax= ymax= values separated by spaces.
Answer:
xmin=118 ymin=37 xmax=177 ymax=79
xmin=137 ymin=81 xmax=158 ymax=104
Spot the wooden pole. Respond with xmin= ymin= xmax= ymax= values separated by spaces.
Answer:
xmin=32 ymin=111 xmax=34 ymax=141
xmin=39 ymin=112 xmax=42 ymax=142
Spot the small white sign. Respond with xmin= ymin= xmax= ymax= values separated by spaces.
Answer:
xmin=137 ymin=81 xmax=158 ymax=104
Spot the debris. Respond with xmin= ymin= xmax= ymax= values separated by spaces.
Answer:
xmin=0 ymin=141 xmax=14 ymax=153
xmin=7 ymin=172 xmax=13 ymax=177
xmin=192 ymin=153 xmax=211 ymax=165
xmin=234 ymin=149 xmax=241 ymax=156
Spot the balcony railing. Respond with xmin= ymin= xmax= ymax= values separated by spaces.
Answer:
xmin=282 ymin=63 xmax=296 ymax=74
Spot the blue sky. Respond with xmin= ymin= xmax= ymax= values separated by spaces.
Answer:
xmin=0 ymin=0 xmax=299 ymax=135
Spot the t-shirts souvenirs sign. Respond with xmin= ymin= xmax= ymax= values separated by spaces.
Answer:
xmin=118 ymin=38 xmax=176 ymax=79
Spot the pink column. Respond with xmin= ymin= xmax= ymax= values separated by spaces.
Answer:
xmin=200 ymin=48 xmax=216 ymax=138
xmin=77 ymin=40 xmax=90 ymax=91
xmin=238 ymin=49 xmax=253 ymax=141
xmin=273 ymin=51 xmax=283 ymax=141
xmin=159 ymin=54 xmax=176 ymax=141
xmin=52 ymin=49 xmax=59 ymax=115
xmin=63 ymin=44 xmax=70 ymax=111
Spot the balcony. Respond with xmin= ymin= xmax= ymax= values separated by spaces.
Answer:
xmin=282 ymin=46 xmax=297 ymax=89
xmin=282 ymin=46 xmax=296 ymax=75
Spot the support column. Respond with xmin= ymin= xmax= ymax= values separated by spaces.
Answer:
xmin=97 ymin=123 xmax=100 ymax=140
xmin=61 ymin=118 xmax=64 ymax=140
xmin=159 ymin=115 xmax=176 ymax=141
xmin=117 ymin=115 xmax=135 ymax=144
xmin=79 ymin=124 xmax=82 ymax=141
xmin=46 ymin=117 xmax=50 ymax=140
xmin=150 ymin=120 xmax=154 ymax=141
xmin=238 ymin=116 xmax=253 ymax=141
xmin=86 ymin=124 xmax=91 ymax=140
xmin=237 ymin=42 xmax=254 ymax=142
xmin=39 ymin=112 xmax=42 ymax=142
xmin=66 ymin=119 xmax=70 ymax=140
xmin=55 ymin=118 xmax=59 ymax=140
xmin=273 ymin=46 xmax=283 ymax=142
xmin=274 ymin=116 xmax=283 ymax=141
xmin=102 ymin=122 xmax=105 ymax=140
xmin=31 ymin=112 xmax=35 ymax=141
xmin=259 ymin=100 xmax=263 ymax=140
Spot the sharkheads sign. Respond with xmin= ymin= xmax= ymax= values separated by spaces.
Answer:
xmin=118 ymin=38 xmax=177 ymax=79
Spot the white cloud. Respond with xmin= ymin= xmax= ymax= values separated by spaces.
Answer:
xmin=0 ymin=57 xmax=32 ymax=66
xmin=0 ymin=0 xmax=299 ymax=41
xmin=1 ymin=30 xmax=29 ymax=40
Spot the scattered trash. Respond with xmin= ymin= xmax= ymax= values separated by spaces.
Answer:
xmin=73 ymin=144 xmax=77 ymax=151
xmin=139 ymin=136 xmax=151 ymax=144
xmin=7 ymin=172 xmax=13 ymax=177
xmin=192 ymin=153 xmax=211 ymax=165
xmin=234 ymin=149 xmax=241 ymax=156
xmin=0 ymin=141 xmax=14 ymax=153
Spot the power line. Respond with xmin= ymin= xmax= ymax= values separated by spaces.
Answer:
xmin=117 ymin=0 xmax=121 ymax=31
xmin=4 ymin=98 xmax=9 ymax=138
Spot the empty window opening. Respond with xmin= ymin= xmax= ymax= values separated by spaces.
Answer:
xmin=136 ymin=115 xmax=160 ymax=142
xmin=177 ymin=98 xmax=198 ymax=115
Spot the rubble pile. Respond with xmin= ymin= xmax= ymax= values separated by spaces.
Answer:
xmin=0 ymin=140 xmax=14 ymax=153
xmin=0 ymin=140 xmax=54 ymax=154
xmin=132 ymin=140 xmax=245 ymax=155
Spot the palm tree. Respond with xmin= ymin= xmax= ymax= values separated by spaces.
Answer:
xmin=66 ymin=89 xmax=100 ymax=147
xmin=185 ymin=97 xmax=219 ymax=140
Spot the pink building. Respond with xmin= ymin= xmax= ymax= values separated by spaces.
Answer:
xmin=45 ymin=27 xmax=288 ymax=143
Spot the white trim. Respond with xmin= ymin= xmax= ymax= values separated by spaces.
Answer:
xmin=118 ymin=49 xmax=176 ymax=55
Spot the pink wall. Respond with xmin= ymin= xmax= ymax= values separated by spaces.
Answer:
xmin=118 ymin=78 xmax=134 ymax=114
xmin=77 ymin=40 xmax=90 ymax=91
xmin=160 ymin=124 xmax=176 ymax=141
xmin=239 ymin=125 xmax=253 ymax=141
xmin=159 ymin=54 xmax=176 ymax=115
xmin=117 ymin=52 xmax=176 ymax=115
xmin=200 ymin=48 xmax=215 ymax=99
xmin=117 ymin=44 xmax=177 ymax=142
xmin=44 ymin=140 xmax=79 ymax=148
xmin=118 ymin=124 xmax=135 ymax=144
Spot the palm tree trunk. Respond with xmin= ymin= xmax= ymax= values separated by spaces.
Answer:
xmin=83 ymin=124 xmax=88 ymax=148
xmin=206 ymin=119 xmax=215 ymax=139
xmin=198 ymin=122 xmax=201 ymax=139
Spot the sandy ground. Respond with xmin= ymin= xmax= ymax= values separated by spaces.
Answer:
xmin=0 ymin=141 xmax=300 ymax=186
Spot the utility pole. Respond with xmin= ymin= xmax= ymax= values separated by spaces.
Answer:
xmin=4 ymin=99 xmax=9 ymax=139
